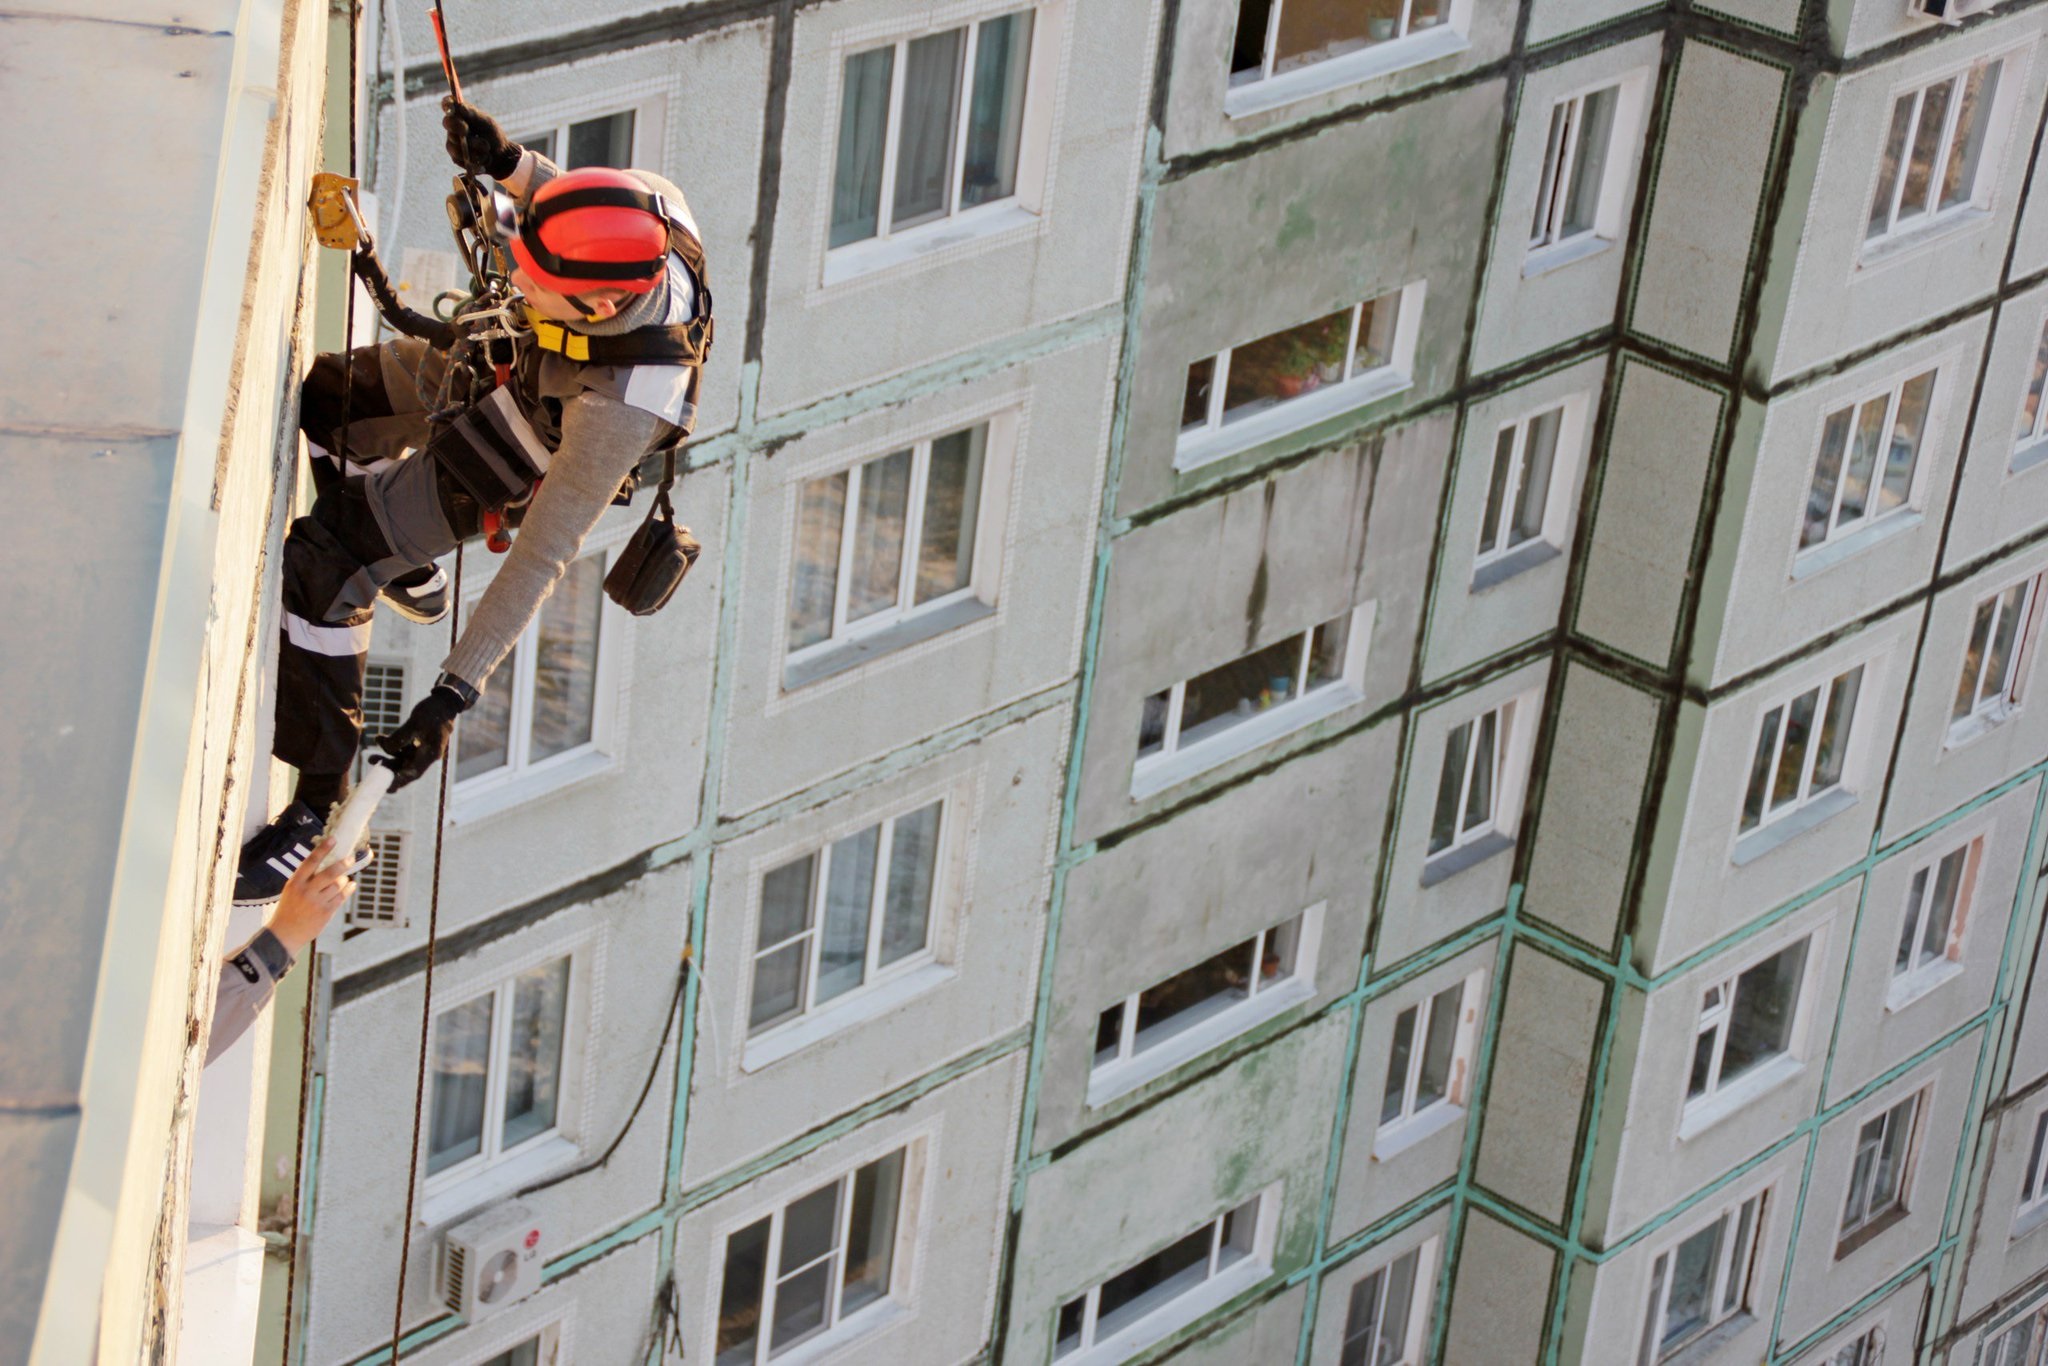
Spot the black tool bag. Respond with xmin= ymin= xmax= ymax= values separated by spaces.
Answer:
xmin=429 ymin=386 xmax=552 ymax=511
xmin=604 ymin=451 xmax=701 ymax=615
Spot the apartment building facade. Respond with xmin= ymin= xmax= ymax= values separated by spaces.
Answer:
xmin=276 ymin=0 xmax=2048 ymax=1362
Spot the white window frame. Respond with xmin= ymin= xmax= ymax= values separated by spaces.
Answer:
xmin=1887 ymin=835 xmax=1982 ymax=1010
xmin=1947 ymin=573 xmax=2045 ymax=746
xmin=1734 ymin=661 xmax=1870 ymax=855
xmin=1174 ymin=283 xmax=1427 ymax=474
xmin=781 ymin=408 xmax=1018 ymax=689
xmin=1337 ymin=1238 xmax=1439 ymax=1366
xmin=2017 ymin=1108 xmax=2048 ymax=1226
xmin=1985 ymin=1307 xmax=2048 ymax=1366
xmin=1826 ymin=1325 xmax=1885 ymax=1366
xmin=1523 ymin=72 xmax=1652 ymax=277
xmin=421 ymin=951 xmax=585 ymax=1205
xmin=512 ymin=100 xmax=659 ymax=171
xmin=1131 ymin=603 xmax=1376 ymax=799
xmin=1793 ymin=366 xmax=1940 ymax=569
xmin=743 ymin=796 xmax=951 ymax=1056
xmin=1471 ymin=395 xmax=1588 ymax=587
xmin=1421 ymin=689 xmax=1540 ymax=884
xmin=1053 ymin=1186 xmax=1279 ymax=1365
xmin=1637 ymin=1188 xmax=1768 ymax=1363
xmin=1374 ymin=969 xmax=1486 ymax=1159
xmin=711 ymin=1139 xmax=926 ymax=1366
xmin=1680 ymin=932 xmax=1820 ymax=1138
xmin=458 ymin=1316 xmax=568 ymax=1366
xmin=1862 ymin=53 xmax=2014 ymax=258
xmin=820 ymin=4 xmax=1059 ymax=286
xmin=2015 ymin=311 xmax=2048 ymax=471
xmin=1836 ymin=1089 xmax=1925 ymax=1251
xmin=1088 ymin=905 xmax=1324 ymax=1107
xmin=451 ymin=547 xmax=622 ymax=817
xmin=1222 ymin=0 xmax=1474 ymax=118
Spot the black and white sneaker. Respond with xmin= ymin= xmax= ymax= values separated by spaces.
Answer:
xmin=232 ymin=801 xmax=325 ymax=908
xmin=379 ymin=564 xmax=450 ymax=625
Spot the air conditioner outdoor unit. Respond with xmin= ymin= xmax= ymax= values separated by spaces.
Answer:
xmin=441 ymin=1201 xmax=549 ymax=1322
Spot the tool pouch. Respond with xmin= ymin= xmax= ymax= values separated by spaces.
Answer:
xmin=428 ymin=386 xmax=551 ymax=512
xmin=604 ymin=453 xmax=700 ymax=616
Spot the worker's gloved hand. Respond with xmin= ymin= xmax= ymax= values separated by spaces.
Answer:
xmin=442 ymin=97 xmax=522 ymax=180
xmin=372 ymin=677 xmax=476 ymax=790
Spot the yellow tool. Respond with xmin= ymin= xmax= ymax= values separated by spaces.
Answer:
xmin=308 ymin=172 xmax=370 ymax=251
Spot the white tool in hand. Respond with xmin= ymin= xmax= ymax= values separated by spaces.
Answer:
xmin=317 ymin=761 xmax=395 ymax=872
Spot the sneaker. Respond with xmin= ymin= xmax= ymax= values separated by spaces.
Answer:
xmin=379 ymin=564 xmax=450 ymax=624
xmin=233 ymin=801 xmax=331 ymax=907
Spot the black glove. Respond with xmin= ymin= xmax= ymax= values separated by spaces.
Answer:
xmin=442 ymin=97 xmax=523 ymax=180
xmin=372 ymin=678 xmax=474 ymax=790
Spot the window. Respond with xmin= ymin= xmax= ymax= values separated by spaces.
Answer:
xmin=2017 ymin=317 xmax=2048 ymax=463
xmin=1686 ymin=937 xmax=1810 ymax=1116
xmin=1838 ymin=1090 xmax=1923 ymax=1249
xmin=787 ymin=423 xmax=990 ymax=665
xmin=1338 ymin=1242 xmax=1435 ymax=1366
xmin=1986 ymin=1310 xmax=2048 ymax=1366
xmin=1475 ymin=402 xmax=1572 ymax=577
xmin=1800 ymin=370 xmax=1935 ymax=555
xmin=1529 ymin=85 xmax=1619 ymax=254
xmin=829 ymin=11 xmax=1036 ymax=250
xmin=1891 ymin=837 xmax=1979 ymax=999
xmin=1426 ymin=699 xmax=1523 ymax=863
xmin=748 ymin=802 xmax=943 ymax=1035
xmin=1739 ymin=665 xmax=1865 ymax=837
xmin=1828 ymin=1327 xmax=1884 ymax=1366
xmin=1055 ymin=1194 xmax=1270 ymax=1361
xmin=1950 ymin=576 xmax=2041 ymax=737
xmin=1378 ymin=972 xmax=1482 ymax=1143
xmin=1137 ymin=611 xmax=1365 ymax=785
xmin=2018 ymin=1108 xmax=2048 ymax=1218
xmin=1091 ymin=909 xmax=1316 ymax=1101
xmin=1178 ymin=286 xmax=1418 ymax=463
xmin=426 ymin=956 xmax=572 ymax=1182
xmin=1229 ymin=0 xmax=1453 ymax=89
xmin=1637 ymin=1191 xmax=1765 ymax=1362
xmin=1865 ymin=59 xmax=2004 ymax=248
xmin=715 ymin=1146 xmax=912 ymax=1365
xmin=456 ymin=554 xmax=609 ymax=789
xmin=479 ymin=1331 xmax=555 ymax=1366
xmin=520 ymin=109 xmax=635 ymax=169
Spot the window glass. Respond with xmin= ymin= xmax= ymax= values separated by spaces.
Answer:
xmin=502 ymin=957 xmax=570 ymax=1149
xmin=1180 ymin=635 xmax=1310 ymax=745
xmin=2018 ymin=320 xmax=2048 ymax=446
xmin=917 ymin=426 xmax=985 ymax=603
xmin=892 ymin=30 xmax=965 ymax=231
xmin=752 ymin=858 xmax=816 ymax=1032
xmin=565 ymin=111 xmax=634 ymax=168
xmin=1223 ymin=308 xmax=1353 ymax=423
xmin=1133 ymin=936 xmax=1257 ymax=1053
xmin=1867 ymin=63 xmax=2002 ymax=242
xmin=818 ymin=825 xmax=881 ymax=1004
xmin=458 ymin=656 xmax=515 ymax=781
xmin=1094 ymin=1224 xmax=1216 ymax=1340
xmin=842 ymin=1149 xmax=904 ymax=1315
xmin=530 ymin=555 xmax=602 ymax=761
xmin=963 ymin=12 xmax=1034 ymax=208
xmin=1721 ymin=940 xmax=1807 ymax=1082
xmin=881 ymin=802 xmax=941 ymax=966
xmin=716 ymin=1217 xmax=772 ymax=1366
xmin=428 ymin=993 xmax=493 ymax=1174
xmin=1560 ymin=87 xmax=1617 ymax=237
xmin=831 ymin=48 xmax=894 ymax=248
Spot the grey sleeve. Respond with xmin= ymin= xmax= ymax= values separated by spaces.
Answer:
xmin=207 ymin=929 xmax=295 ymax=1065
xmin=443 ymin=392 xmax=670 ymax=690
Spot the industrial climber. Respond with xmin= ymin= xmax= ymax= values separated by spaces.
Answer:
xmin=233 ymin=97 xmax=714 ymax=906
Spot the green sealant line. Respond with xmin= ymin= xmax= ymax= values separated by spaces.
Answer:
xmin=290 ymin=1071 xmax=328 ymax=1366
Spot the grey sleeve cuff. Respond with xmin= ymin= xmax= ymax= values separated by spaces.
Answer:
xmin=243 ymin=927 xmax=295 ymax=982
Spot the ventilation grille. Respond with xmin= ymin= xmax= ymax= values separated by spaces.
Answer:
xmin=345 ymin=831 xmax=406 ymax=928
xmin=363 ymin=661 xmax=406 ymax=740
xmin=441 ymin=1240 xmax=467 ymax=1312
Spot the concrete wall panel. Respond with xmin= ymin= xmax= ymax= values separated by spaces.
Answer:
xmin=1441 ymin=1209 xmax=1558 ymax=1365
xmin=1475 ymin=947 xmax=1606 ymax=1224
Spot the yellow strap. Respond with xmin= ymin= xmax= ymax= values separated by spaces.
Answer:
xmin=524 ymin=311 xmax=591 ymax=362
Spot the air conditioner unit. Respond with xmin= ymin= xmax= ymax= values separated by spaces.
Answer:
xmin=441 ymin=1202 xmax=548 ymax=1322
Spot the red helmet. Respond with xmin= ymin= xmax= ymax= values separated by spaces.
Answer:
xmin=509 ymin=168 xmax=669 ymax=296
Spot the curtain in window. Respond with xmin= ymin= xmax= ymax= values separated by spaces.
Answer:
xmin=751 ymin=858 xmax=817 ymax=1031
xmin=428 ymin=995 xmax=494 ymax=1173
xmin=849 ymin=449 xmax=912 ymax=622
xmin=790 ymin=473 xmax=848 ymax=648
xmin=892 ymin=30 xmax=965 ymax=231
xmin=841 ymin=1150 xmax=904 ymax=1315
xmin=881 ymin=803 xmax=940 ymax=966
xmin=818 ymin=827 xmax=879 ymax=1002
xmin=917 ymin=426 xmax=985 ymax=602
xmin=531 ymin=556 xmax=603 ymax=761
xmin=962 ymin=12 xmax=1033 ymax=208
xmin=831 ymin=47 xmax=895 ymax=247
xmin=502 ymin=958 xmax=570 ymax=1148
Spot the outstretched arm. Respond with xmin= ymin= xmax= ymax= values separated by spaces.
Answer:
xmin=206 ymin=840 xmax=358 ymax=1065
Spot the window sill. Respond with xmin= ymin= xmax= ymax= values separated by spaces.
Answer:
xmin=1056 ymin=1258 xmax=1271 ymax=1366
xmin=1372 ymin=1101 xmax=1466 ymax=1162
xmin=770 ymin=1300 xmax=910 ymax=1366
xmin=1835 ymin=1203 xmax=1911 ymax=1260
xmin=1131 ymin=684 xmax=1364 ymax=801
xmin=742 ymin=962 xmax=955 ymax=1074
xmin=1856 ymin=207 xmax=1994 ymax=273
xmin=177 ymin=1225 xmax=266 ymax=1366
xmin=1522 ymin=233 xmax=1614 ymax=280
xmin=1790 ymin=511 xmax=1922 ymax=581
xmin=2012 ymin=437 xmax=2048 ymax=476
xmin=418 ymin=1134 xmax=580 ymax=1229
xmin=1662 ymin=1312 xmax=1757 ymax=1365
xmin=822 ymin=201 xmax=1039 ymax=288
xmin=1087 ymin=978 xmax=1315 ymax=1109
xmin=1173 ymin=370 xmax=1413 ymax=476
xmin=784 ymin=597 xmax=997 ymax=692
xmin=1471 ymin=540 xmax=1562 ymax=593
xmin=1886 ymin=958 xmax=1965 ymax=1013
xmin=1945 ymin=704 xmax=2018 ymax=750
xmin=1419 ymin=829 xmax=1514 ymax=888
xmin=450 ymin=747 xmax=617 ymax=826
xmin=1678 ymin=1054 xmax=1805 ymax=1141
xmin=1730 ymin=788 xmax=1858 ymax=867
xmin=1223 ymin=27 xmax=1470 ymax=119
